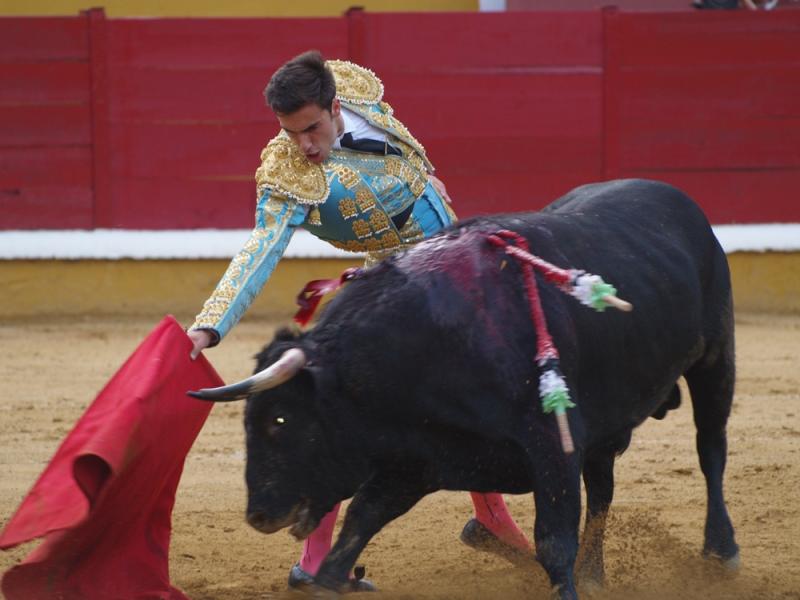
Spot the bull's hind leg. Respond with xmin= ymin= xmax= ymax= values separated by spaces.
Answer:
xmin=576 ymin=433 xmax=631 ymax=588
xmin=685 ymin=328 xmax=739 ymax=567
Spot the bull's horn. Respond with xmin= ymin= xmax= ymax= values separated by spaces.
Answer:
xmin=187 ymin=348 xmax=307 ymax=402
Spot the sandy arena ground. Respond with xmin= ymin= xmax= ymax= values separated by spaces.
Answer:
xmin=1 ymin=312 xmax=798 ymax=600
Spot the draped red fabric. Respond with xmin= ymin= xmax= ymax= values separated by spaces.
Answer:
xmin=0 ymin=316 xmax=222 ymax=600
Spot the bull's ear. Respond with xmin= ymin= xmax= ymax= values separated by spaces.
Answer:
xmin=187 ymin=348 xmax=307 ymax=402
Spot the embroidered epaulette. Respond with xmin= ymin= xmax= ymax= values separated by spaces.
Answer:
xmin=327 ymin=60 xmax=384 ymax=105
xmin=254 ymin=133 xmax=329 ymax=205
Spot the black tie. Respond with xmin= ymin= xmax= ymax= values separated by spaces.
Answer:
xmin=340 ymin=132 xmax=401 ymax=156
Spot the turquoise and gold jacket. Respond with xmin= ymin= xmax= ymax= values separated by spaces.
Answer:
xmin=190 ymin=60 xmax=456 ymax=342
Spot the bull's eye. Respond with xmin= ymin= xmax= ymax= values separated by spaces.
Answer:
xmin=266 ymin=415 xmax=287 ymax=438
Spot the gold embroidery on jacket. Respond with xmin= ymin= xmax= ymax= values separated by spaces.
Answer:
xmin=338 ymin=198 xmax=357 ymax=220
xmin=368 ymin=211 xmax=390 ymax=234
xmin=331 ymin=163 xmax=360 ymax=189
xmin=255 ymin=136 xmax=328 ymax=204
xmin=352 ymin=219 xmax=371 ymax=239
xmin=395 ymin=140 xmax=427 ymax=174
xmin=385 ymin=156 xmax=428 ymax=198
xmin=328 ymin=60 xmax=384 ymax=105
xmin=380 ymin=232 xmax=401 ymax=249
xmin=307 ymin=207 xmax=322 ymax=226
xmin=355 ymin=186 xmax=376 ymax=212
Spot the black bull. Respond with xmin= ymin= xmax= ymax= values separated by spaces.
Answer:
xmin=190 ymin=179 xmax=739 ymax=598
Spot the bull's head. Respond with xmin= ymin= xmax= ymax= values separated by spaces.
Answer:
xmin=188 ymin=336 xmax=364 ymax=540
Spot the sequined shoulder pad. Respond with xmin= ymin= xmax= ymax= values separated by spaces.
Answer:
xmin=327 ymin=60 xmax=384 ymax=105
xmin=255 ymin=134 xmax=329 ymax=205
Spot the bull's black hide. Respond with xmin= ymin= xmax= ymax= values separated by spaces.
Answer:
xmin=199 ymin=179 xmax=739 ymax=599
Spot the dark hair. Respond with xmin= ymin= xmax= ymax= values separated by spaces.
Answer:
xmin=264 ymin=50 xmax=337 ymax=114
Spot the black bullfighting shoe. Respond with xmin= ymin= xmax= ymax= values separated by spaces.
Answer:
xmin=460 ymin=518 xmax=535 ymax=566
xmin=288 ymin=563 xmax=377 ymax=593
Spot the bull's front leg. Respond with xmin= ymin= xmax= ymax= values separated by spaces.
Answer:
xmin=313 ymin=466 xmax=430 ymax=593
xmin=530 ymin=447 xmax=582 ymax=600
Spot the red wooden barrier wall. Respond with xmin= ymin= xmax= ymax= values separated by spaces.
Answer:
xmin=1 ymin=9 xmax=798 ymax=230
xmin=603 ymin=9 xmax=800 ymax=224
xmin=104 ymin=16 xmax=347 ymax=229
xmin=0 ymin=17 xmax=94 ymax=228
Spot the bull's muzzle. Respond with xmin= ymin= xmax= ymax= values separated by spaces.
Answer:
xmin=187 ymin=347 xmax=307 ymax=401
xmin=246 ymin=510 xmax=292 ymax=534
xmin=246 ymin=498 xmax=315 ymax=539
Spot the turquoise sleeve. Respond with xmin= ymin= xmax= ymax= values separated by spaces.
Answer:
xmin=189 ymin=192 xmax=309 ymax=342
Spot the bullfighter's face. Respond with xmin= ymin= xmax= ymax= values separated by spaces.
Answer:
xmin=276 ymin=99 xmax=343 ymax=164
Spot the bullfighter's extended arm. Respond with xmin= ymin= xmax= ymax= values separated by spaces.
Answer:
xmin=189 ymin=191 xmax=308 ymax=344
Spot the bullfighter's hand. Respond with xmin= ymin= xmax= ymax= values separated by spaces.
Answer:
xmin=428 ymin=174 xmax=452 ymax=204
xmin=188 ymin=329 xmax=214 ymax=360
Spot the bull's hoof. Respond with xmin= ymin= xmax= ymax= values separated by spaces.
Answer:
xmin=288 ymin=563 xmax=377 ymax=593
xmin=460 ymin=518 xmax=534 ymax=566
xmin=702 ymin=549 xmax=741 ymax=575
xmin=575 ymin=557 xmax=605 ymax=590
xmin=551 ymin=583 xmax=579 ymax=600
xmin=577 ymin=579 xmax=604 ymax=597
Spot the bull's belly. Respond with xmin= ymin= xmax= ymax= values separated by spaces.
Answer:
xmin=430 ymin=442 xmax=535 ymax=495
xmin=580 ymin=380 xmax=684 ymax=450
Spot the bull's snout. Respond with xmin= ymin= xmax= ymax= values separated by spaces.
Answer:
xmin=246 ymin=499 xmax=317 ymax=539
xmin=246 ymin=510 xmax=289 ymax=534
xmin=246 ymin=496 xmax=308 ymax=535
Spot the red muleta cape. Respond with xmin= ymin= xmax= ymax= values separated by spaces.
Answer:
xmin=0 ymin=316 xmax=222 ymax=600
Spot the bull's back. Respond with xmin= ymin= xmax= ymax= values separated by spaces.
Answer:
xmin=520 ymin=178 xmax=717 ymax=265
xmin=446 ymin=179 xmax=730 ymax=438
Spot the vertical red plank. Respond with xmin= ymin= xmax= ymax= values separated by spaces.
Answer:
xmin=602 ymin=6 xmax=620 ymax=181
xmin=347 ymin=7 xmax=367 ymax=65
xmin=86 ymin=8 xmax=112 ymax=229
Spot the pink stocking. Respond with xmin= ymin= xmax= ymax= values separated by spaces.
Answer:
xmin=298 ymin=502 xmax=340 ymax=576
xmin=470 ymin=492 xmax=531 ymax=551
